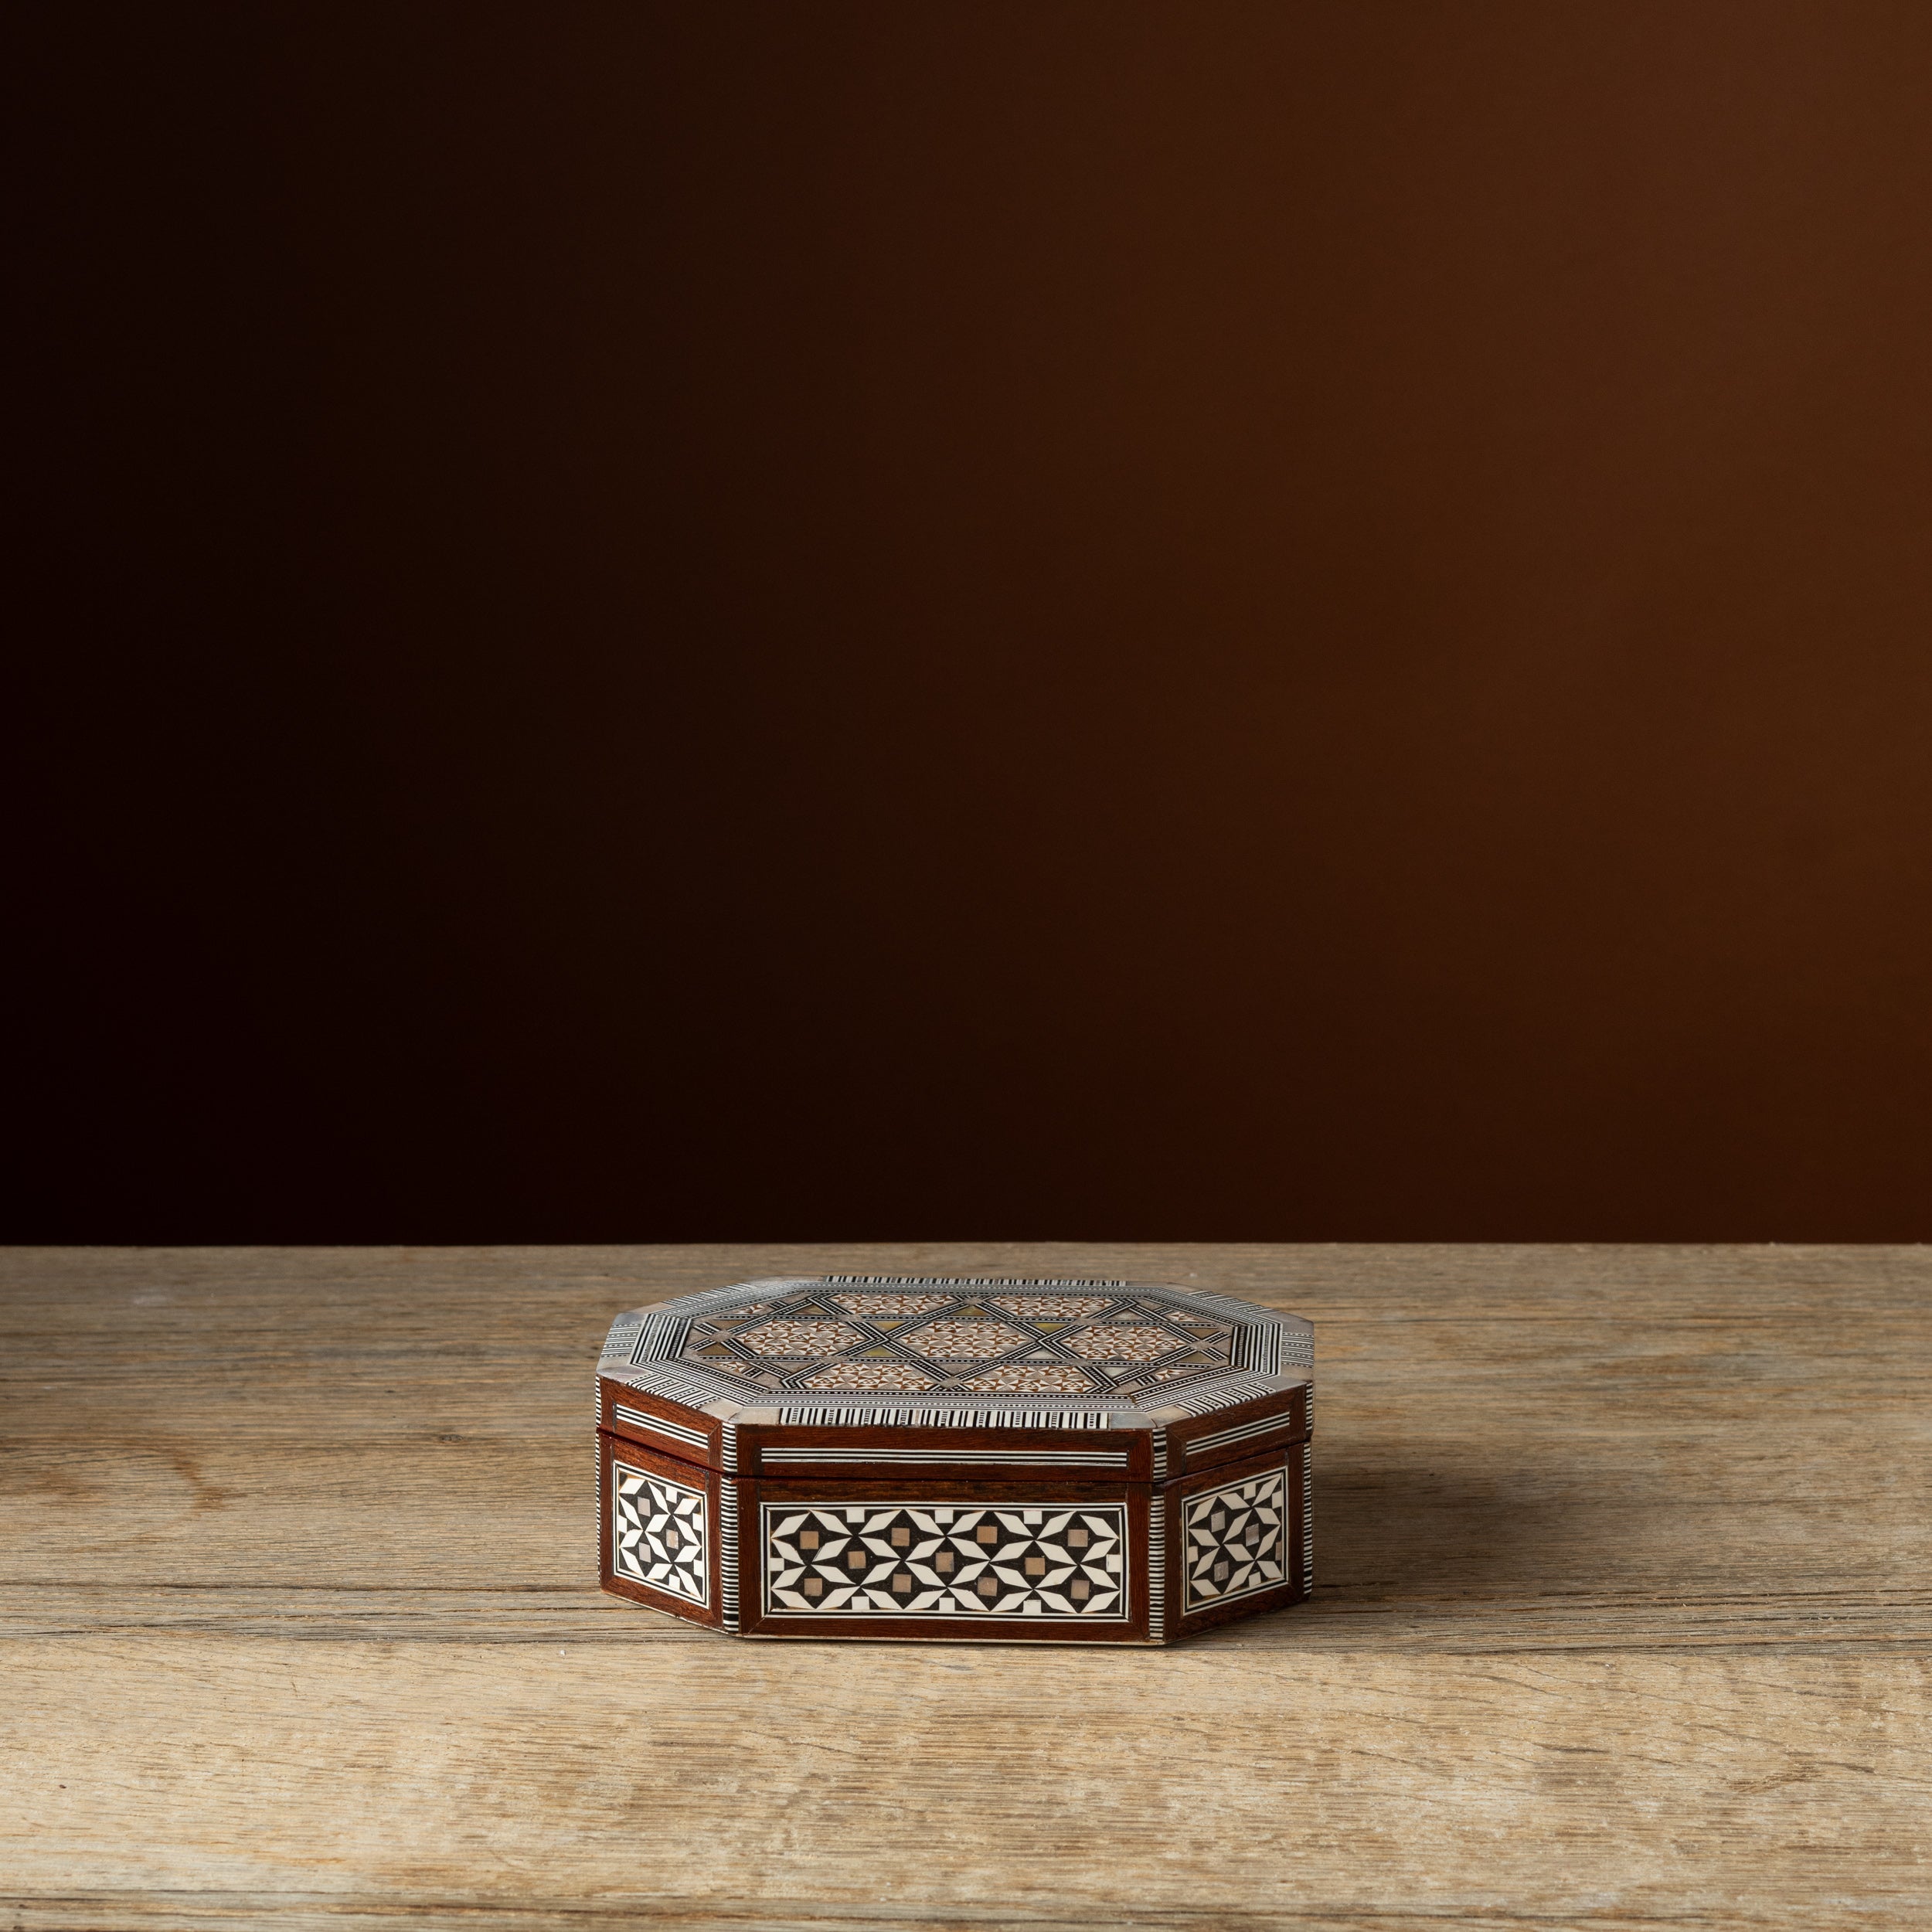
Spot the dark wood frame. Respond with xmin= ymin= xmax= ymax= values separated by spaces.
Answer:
xmin=1166 ymin=1385 xmax=1309 ymax=1475
xmin=598 ymin=1378 xmax=724 ymax=1466
xmin=740 ymin=1475 xmax=1155 ymax=1643
xmin=1165 ymin=1440 xmax=1309 ymax=1641
xmin=597 ymin=1429 xmax=728 ymax=1631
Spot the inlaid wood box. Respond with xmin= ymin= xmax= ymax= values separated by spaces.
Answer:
xmin=596 ymin=1274 xmax=1312 ymax=1644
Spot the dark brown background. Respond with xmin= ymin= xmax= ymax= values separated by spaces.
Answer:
xmin=9 ymin=2 xmax=1931 ymax=1241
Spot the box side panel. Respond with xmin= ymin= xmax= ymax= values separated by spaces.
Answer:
xmin=597 ymin=1430 xmax=726 ymax=1629
xmin=1164 ymin=1440 xmax=1308 ymax=1641
xmin=597 ymin=1376 xmax=723 ymax=1470
xmin=1165 ymin=1383 xmax=1309 ymax=1477
xmin=741 ymin=1476 xmax=1152 ymax=1644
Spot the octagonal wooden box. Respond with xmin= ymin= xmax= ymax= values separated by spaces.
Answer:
xmin=596 ymin=1274 xmax=1312 ymax=1644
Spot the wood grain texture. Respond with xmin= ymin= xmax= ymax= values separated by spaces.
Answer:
xmin=2 ymin=1243 xmax=1929 ymax=1930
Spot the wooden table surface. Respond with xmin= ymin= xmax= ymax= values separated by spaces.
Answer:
xmin=3 ymin=1243 xmax=1927 ymax=1930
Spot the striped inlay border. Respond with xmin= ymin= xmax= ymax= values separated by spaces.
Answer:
xmin=1148 ymin=1485 xmax=1166 ymax=1639
xmin=611 ymin=1403 xmax=710 ymax=1451
xmin=629 ymin=1311 xmax=694 ymax=1366
xmin=720 ymin=1476 xmax=740 ymax=1632
xmin=1184 ymin=1410 xmax=1295 ymax=1461
xmin=1302 ymin=1444 xmax=1315 ymax=1591
xmin=1156 ymin=1372 xmax=1294 ymax=1418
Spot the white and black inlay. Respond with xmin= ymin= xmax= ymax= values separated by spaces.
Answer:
xmin=1184 ymin=1465 xmax=1286 ymax=1610
xmin=673 ymin=1284 xmax=1241 ymax=1401
xmin=764 ymin=1502 xmax=1128 ymax=1619
xmin=613 ymin=1461 xmax=708 ymax=1606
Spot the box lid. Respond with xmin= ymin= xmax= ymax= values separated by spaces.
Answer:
xmin=597 ymin=1274 xmax=1311 ymax=1481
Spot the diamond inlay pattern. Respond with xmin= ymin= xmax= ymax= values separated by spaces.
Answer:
xmin=800 ymin=1361 xmax=940 ymax=1390
xmin=987 ymin=1294 xmax=1114 ymax=1319
xmin=672 ymin=1283 xmax=1240 ymax=1400
xmin=764 ymin=1502 xmax=1128 ymax=1618
xmin=736 ymin=1320 xmax=867 ymax=1357
xmin=613 ymin=1461 xmax=708 ymax=1605
xmin=957 ymin=1362 xmax=1097 ymax=1392
xmin=900 ymin=1316 xmax=1032 ymax=1360
xmin=828 ymin=1291 xmax=954 ymax=1316
xmin=1064 ymin=1324 xmax=1194 ymax=1362
xmin=1183 ymin=1465 xmax=1287 ymax=1610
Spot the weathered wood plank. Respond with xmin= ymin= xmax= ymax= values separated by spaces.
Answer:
xmin=4 ymin=1641 xmax=1928 ymax=1925
xmin=2 ymin=1244 xmax=1929 ymax=1928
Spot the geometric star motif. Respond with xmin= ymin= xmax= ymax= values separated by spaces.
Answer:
xmin=985 ymin=1293 xmax=1115 ymax=1320
xmin=1063 ymin=1324 xmax=1192 ymax=1362
xmin=613 ymin=1461 xmax=708 ymax=1605
xmin=798 ymin=1361 xmax=940 ymax=1390
xmin=764 ymin=1502 xmax=1128 ymax=1619
xmin=896 ymin=1317 xmax=1035 ymax=1361
xmin=1183 ymin=1464 xmax=1285 ymax=1609
xmin=736 ymin=1319 xmax=867 ymax=1357
xmin=828 ymin=1291 xmax=955 ymax=1317
xmin=955 ymin=1362 xmax=1097 ymax=1392
xmin=672 ymin=1284 xmax=1241 ymax=1401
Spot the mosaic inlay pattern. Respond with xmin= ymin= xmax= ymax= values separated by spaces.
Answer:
xmin=800 ymin=1361 xmax=939 ymax=1390
xmin=898 ymin=1317 xmax=1033 ymax=1360
xmin=764 ymin=1502 xmax=1128 ymax=1618
xmin=957 ymin=1362 xmax=1096 ymax=1392
xmin=828 ymin=1291 xmax=954 ymax=1316
xmin=1064 ymin=1324 xmax=1192 ymax=1362
xmin=736 ymin=1319 xmax=866 ymax=1357
xmin=988 ymin=1294 xmax=1114 ymax=1319
xmin=1183 ymin=1465 xmax=1287 ymax=1610
xmin=613 ymin=1461 xmax=708 ymax=1605
xmin=677 ymin=1285 xmax=1238 ymax=1399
